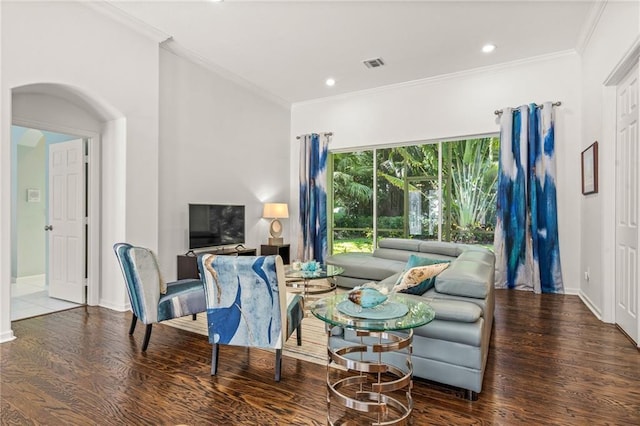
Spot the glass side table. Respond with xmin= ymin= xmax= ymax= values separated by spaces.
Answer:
xmin=311 ymin=293 xmax=435 ymax=426
xmin=284 ymin=264 xmax=344 ymax=301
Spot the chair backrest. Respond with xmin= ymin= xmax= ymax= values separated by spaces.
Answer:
xmin=197 ymin=254 xmax=287 ymax=350
xmin=113 ymin=243 xmax=162 ymax=324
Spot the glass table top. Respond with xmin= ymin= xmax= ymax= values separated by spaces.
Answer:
xmin=310 ymin=292 xmax=435 ymax=332
xmin=284 ymin=264 xmax=344 ymax=280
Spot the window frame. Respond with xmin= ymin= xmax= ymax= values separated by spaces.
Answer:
xmin=328 ymin=133 xmax=498 ymax=254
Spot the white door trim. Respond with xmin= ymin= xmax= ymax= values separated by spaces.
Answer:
xmin=605 ymin=36 xmax=640 ymax=87
xmin=601 ymin=85 xmax=618 ymax=324
xmin=602 ymin=37 xmax=640 ymax=346
xmin=12 ymin=117 xmax=101 ymax=306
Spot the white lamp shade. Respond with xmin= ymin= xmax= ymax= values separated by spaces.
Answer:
xmin=263 ymin=203 xmax=289 ymax=219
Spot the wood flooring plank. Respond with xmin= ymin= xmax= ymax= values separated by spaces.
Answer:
xmin=2 ymin=290 xmax=639 ymax=425
xmin=0 ymin=400 xmax=36 ymax=426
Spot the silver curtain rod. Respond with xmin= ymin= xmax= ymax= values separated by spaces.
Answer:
xmin=296 ymin=132 xmax=333 ymax=140
xmin=494 ymin=101 xmax=562 ymax=116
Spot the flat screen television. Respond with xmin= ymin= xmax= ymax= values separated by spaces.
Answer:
xmin=189 ymin=204 xmax=245 ymax=250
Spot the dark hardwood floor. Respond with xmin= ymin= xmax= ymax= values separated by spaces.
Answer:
xmin=1 ymin=290 xmax=639 ymax=425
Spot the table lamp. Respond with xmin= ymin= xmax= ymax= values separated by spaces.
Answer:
xmin=263 ymin=203 xmax=288 ymax=245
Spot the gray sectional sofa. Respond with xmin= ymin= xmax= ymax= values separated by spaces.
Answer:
xmin=325 ymin=238 xmax=495 ymax=399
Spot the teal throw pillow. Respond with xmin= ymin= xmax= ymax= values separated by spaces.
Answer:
xmin=405 ymin=254 xmax=446 ymax=268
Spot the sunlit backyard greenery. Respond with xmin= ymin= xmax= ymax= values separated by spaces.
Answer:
xmin=333 ymin=237 xmax=374 ymax=254
xmin=330 ymin=137 xmax=498 ymax=254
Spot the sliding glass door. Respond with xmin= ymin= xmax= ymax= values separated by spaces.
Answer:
xmin=330 ymin=151 xmax=374 ymax=253
xmin=329 ymin=136 xmax=498 ymax=254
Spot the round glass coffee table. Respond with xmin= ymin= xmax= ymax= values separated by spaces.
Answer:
xmin=311 ymin=292 xmax=435 ymax=426
xmin=284 ymin=264 xmax=344 ymax=301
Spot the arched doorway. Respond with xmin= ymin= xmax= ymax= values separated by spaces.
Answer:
xmin=8 ymin=82 xmax=121 ymax=329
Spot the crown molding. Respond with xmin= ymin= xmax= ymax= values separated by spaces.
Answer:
xmin=575 ymin=0 xmax=608 ymax=55
xmin=84 ymin=0 xmax=171 ymax=44
xmin=160 ymin=39 xmax=290 ymax=109
xmin=294 ymin=50 xmax=577 ymax=107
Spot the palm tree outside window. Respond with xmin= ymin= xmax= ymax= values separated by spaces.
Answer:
xmin=329 ymin=136 xmax=498 ymax=254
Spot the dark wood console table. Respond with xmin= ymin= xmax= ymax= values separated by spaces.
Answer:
xmin=260 ymin=244 xmax=290 ymax=264
xmin=177 ymin=247 xmax=257 ymax=280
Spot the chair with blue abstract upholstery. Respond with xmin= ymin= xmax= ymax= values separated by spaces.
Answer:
xmin=197 ymin=254 xmax=304 ymax=381
xmin=113 ymin=243 xmax=206 ymax=352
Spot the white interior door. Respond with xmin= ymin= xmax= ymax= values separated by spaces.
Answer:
xmin=615 ymin=63 xmax=639 ymax=345
xmin=47 ymin=138 xmax=85 ymax=303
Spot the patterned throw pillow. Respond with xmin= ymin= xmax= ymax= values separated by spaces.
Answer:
xmin=394 ymin=262 xmax=450 ymax=295
xmin=395 ymin=255 xmax=450 ymax=285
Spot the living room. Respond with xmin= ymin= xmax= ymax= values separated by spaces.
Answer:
xmin=1 ymin=1 xmax=639 ymax=424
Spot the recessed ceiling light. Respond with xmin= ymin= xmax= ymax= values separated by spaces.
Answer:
xmin=482 ymin=44 xmax=496 ymax=53
xmin=325 ymin=78 xmax=336 ymax=87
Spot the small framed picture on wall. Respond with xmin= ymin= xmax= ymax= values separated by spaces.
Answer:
xmin=581 ymin=141 xmax=598 ymax=195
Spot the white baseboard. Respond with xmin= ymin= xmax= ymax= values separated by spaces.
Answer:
xmin=578 ymin=290 xmax=607 ymax=322
xmin=563 ymin=285 xmax=580 ymax=296
xmin=99 ymin=299 xmax=129 ymax=312
xmin=0 ymin=330 xmax=16 ymax=343
xmin=15 ymin=274 xmax=45 ymax=286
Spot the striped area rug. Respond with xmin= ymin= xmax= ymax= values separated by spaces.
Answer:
xmin=164 ymin=299 xmax=332 ymax=366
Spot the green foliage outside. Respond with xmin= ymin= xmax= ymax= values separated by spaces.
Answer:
xmin=449 ymin=138 xmax=498 ymax=242
xmin=333 ymin=238 xmax=374 ymax=254
xmin=331 ymin=137 xmax=498 ymax=253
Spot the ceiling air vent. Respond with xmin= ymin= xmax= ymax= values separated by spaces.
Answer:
xmin=363 ymin=58 xmax=385 ymax=69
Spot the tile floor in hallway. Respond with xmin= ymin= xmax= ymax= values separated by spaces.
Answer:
xmin=11 ymin=278 xmax=82 ymax=321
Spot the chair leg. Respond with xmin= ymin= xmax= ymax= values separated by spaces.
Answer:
xmin=211 ymin=344 xmax=219 ymax=376
xmin=296 ymin=323 xmax=302 ymax=346
xmin=141 ymin=324 xmax=152 ymax=352
xmin=275 ymin=349 xmax=282 ymax=382
xmin=192 ymin=314 xmax=197 ymax=320
xmin=128 ymin=314 xmax=138 ymax=335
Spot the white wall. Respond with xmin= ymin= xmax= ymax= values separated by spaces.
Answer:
xmin=1 ymin=0 xmax=161 ymax=341
xmin=291 ymin=53 xmax=583 ymax=294
xmin=579 ymin=1 xmax=640 ymax=321
xmin=13 ymin=93 xmax=103 ymax=132
xmin=0 ymin=1 xmax=8 ymax=342
xmin=158 ymin=49 xmax=291 ymax=279
xmin=100 ymin=117 xmax=128 ymax=309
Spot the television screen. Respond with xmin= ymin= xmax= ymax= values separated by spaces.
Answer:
xmin=189 ymin=204 xmax=245 ymax=249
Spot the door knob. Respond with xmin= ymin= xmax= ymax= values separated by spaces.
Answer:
xmin=44 ymin=225 xmax=53 ymax=231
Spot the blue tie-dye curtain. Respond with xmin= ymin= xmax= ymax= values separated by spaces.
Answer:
xmin=297 ymin=133 xmax=330 ymax=264
xmin=493 ymin=102 xmax=564 ymax=294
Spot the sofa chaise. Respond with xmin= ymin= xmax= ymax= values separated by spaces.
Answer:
xmin=325 ymin=238 xmax=495 ymax=399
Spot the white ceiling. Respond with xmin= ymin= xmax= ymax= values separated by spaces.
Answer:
xmin=103 ymin=0 xmax=597 ymax=104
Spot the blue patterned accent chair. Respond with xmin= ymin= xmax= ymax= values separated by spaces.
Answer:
xmin=113 ymin=243 xmax=206 ymax=352
xmin=197 ymin=254 xmax=304 ymax=381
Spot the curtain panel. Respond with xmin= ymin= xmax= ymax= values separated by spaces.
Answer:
xmin=493 ymin=102 xmax=564 ymax=294
xmin=297 ymin=133 xmax=330 ymax=264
